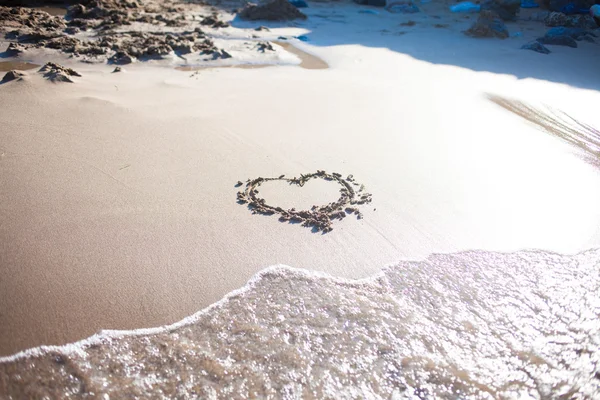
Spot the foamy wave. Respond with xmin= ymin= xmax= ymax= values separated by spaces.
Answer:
xmin=1 ymin=250 xmax=599 ymax=399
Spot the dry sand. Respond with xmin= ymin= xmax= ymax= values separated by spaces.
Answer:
xmin=2 ymin=1 xmax=600 ymax=356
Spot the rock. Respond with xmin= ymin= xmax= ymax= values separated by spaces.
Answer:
xmin=145 ymin=43 xmax=173 ymax=57
xmin=521 ymin=41 xmax=551 ymax=53
xmin=1 ymin=70 xmax=25 ymax=83
xmin=255 ymin=25 xmax=271 ymax=31
xmin=200 ymin=15 xmax=230 ymax=28
xmin=64 ymin=26 xmax=80 ymax=34
xmin=536 ymin=27 xmax=591 ymax=46
xmin=465 ymin=10 xmax=509 ymax=38
xmin=5 ymin=42 xmax=26 ymax=55
xmin=172 ymin=42 xmax=196 ymax=54
xmin=545 ymin=11 xmax=598 ymax=28
xmin=238 ymin=0 xmax=307 ymax=21
xmin=212 ymin=49 xmax=232 ymax=59
xmin=536 ymin=34 xmax=578 ymax=47
xmin=480 ymin=0 xmax=520 ymax=20
xmin=544 ymin=10 xmax=568 ymax=25
xmin=355 ymin=0 xmax=387 ymax=7
xmin=109 ymin=51 xmax=135 ymax=64
xmin=544 ymin=26 xmax=590 ymax=39
xmin=112 ymin=66 xmax=123 ymax=72
xmin=257 ymin=41 xmax=275 ymax=52
xmin=39 ymin=62 xmax=81 ymax=83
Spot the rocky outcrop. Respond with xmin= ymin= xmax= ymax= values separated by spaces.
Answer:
xmin=480 ymin=0 xmax=520 ymax=21
xmin=39 ymin=62 xmax=81 ymax=83
xmin=465 ymin=10 xmax=509 ymax=38
xmin=238 ymin=0 xmax=307 ymax=21
xmin=1 ymin=70 xmax=25 ymax=83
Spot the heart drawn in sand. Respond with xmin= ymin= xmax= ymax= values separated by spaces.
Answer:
xmin=236 ymin=170 xmax=372 ymax=233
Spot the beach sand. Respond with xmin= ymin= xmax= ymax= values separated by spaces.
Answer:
xmin=1 ymin=0 xmax=600 ymax=358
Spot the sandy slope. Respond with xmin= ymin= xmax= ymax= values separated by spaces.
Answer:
xmin=1 ymin=1 xmax=600 ymax=355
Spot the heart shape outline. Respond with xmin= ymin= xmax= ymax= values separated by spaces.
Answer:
xmin=236 ymin=170 xmax=372 ymax=233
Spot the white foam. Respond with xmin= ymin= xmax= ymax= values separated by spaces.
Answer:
xmin=1 ymin=249 xmax=599 ymax=398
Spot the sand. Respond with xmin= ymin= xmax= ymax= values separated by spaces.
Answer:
xmin=1 ymin=1 xmax=600 ymax=357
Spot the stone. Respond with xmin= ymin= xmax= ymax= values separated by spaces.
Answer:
xmin=536 ymin=34 xmax=578 ymax=47
xmin=545 ymin=11 xmax=598 ymax=28
xmin=38 ymin=62 xmax=81 ymax=83
xmin=521 ymin=41 xmax=551 ymax=53
xmin=1 ymin=70 xmax=25 ymax=83
xmin=465 ymin=10 xmax=509 ymax=38
xmin=480 ymin=0 xmax=520 ymax=20
xmin=238 ymin=0 xmax=307 ymax=21
xmin=5 ymin=42 xmax=26 ymax=55
xmin=354 ymin=0 xmax=387 ymax=6
xmin=109 ymin=51 xmax=135 ymax=64
xmin=212 ymin=49 xmax=232 ymax=59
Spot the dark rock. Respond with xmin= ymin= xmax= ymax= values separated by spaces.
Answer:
xmin=197 ymin=38 xmax=217 ymax=54
xmin=67 ymin=18 xmax=93 ymax=29
xmin=480 ymin=0 xmax=520 ymax=20
xmin=109 ymin=51 xmax=135 ymax=64
xmin=257 ymin=41 xmax=274 ymax=52
xmin=212 ymin=49 xmax=232 ymax=59
xmin=521 ymin=40 xmax=551 ymax=53
xmin=544 ymin=26 xmax=588 ymax=39
xmin=544 ymin=10 xmax=568 ymax=25
xmin=112 ymin=66 xmax=122 ymax=72
xmin=200 ymin=15 xmax=230 ymax=28
xmin=545 ymin=11 xmax=598 ymax=28
xmin=536 ymin=34 xmax=578 ymax=47
xmin=39 ymin=62 xmax=81 ymax=83
xmin=355 ymin=0 xmax=386 ymax=6
xmin=64 ymin=26 xmax=80 ymax=34
xmin=5 ymin=42 xmax=26 ymax=55
xmin=172 ymin=42 xmax=196 ymax=54
xmin=465 ymin=10 xmax=509 ymax=38
xmin=255 ymin=26 xmax=271 ymax=31
xmin=1 ymin=70 xmax=25 ymax=83
xmin=145 ymin=43 xmax=172 ymax=57
xmin=238 ymin=0 xmax=307 ymax=21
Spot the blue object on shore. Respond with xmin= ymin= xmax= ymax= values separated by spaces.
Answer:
xmin=290 ymin=0 xmax=308 ymax=8
xmin=295 ymin=35 xmax=310 ymax=42
xmin=520 ymin=0 xmax=539 ymax=8
xmin=450 ymin=1 xmax=481 ymax=12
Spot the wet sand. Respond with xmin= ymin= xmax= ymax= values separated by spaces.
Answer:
xmin=1 ymin=2 xmax=600 ymax=358
xmin=0 ymin=61 xmax=40 ymax=72
xmin=274 ymin=41 xmax=328 ymax=69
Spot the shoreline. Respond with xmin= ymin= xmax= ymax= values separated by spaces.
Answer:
xmin=2 ymin=0 xmax=600 ymax=358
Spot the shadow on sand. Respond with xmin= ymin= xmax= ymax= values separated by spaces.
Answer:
xmin=488 ymin=93 xmax=600 ymax=168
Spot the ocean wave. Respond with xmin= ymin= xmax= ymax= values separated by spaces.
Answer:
xmin=1 ymin=249 xmax=599 ymax=399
